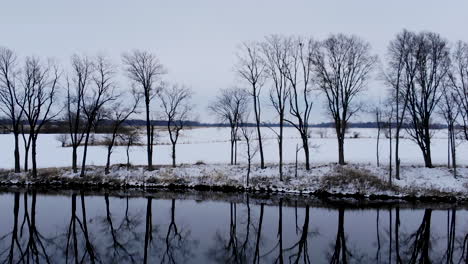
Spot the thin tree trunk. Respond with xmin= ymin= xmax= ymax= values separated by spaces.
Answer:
xmin=253 ymin=93 xmax=265 ymax=169
xmin=302 ymin=136 xmax=310 ymax=170
xmin=105 ymin=145 xmax=112 ymax=175
xmin=395 ymin=129 xmax=401 ymax=180
xmin=338 ymin=136 xmax=345 ymax=165
xmin=31 ymin=136 xmax=38 ymax=178
xmin=80 ymin=131 xmax=91 ymax=177
xmin=376 ymin=113 xmax=381 ymax=167
xmin=171 ymin=143 xmax=176 ymax=168
xmin=13 ymin=132 xmax=20 ymax=173
xmin=72 ymin=146 xmax=78 ymax=173
xmin=145 ymin=101 xmax=153 ymax=171
xmin=278 ymin=119 xmax=283 ymax=181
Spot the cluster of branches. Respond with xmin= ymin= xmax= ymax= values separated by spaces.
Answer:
xmin=380 ymin=29 xmax=468 ymax=181
xmin=0 ymin=48 xmax=195 ymax=177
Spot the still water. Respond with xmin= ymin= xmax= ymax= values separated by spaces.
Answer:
xmin=0 ymin=189 xmax=467 ymax=263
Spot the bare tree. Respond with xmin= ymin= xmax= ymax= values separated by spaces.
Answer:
xmin=66 ymin=54 xmax=94 ymax=173
xmin=283 ymin=37 xmax=315 ymax=170
xmin=122 ymin=50 xmax=165 ymax=171
xmin=104 ymin=91 xmax=140 ymax=174
xmin=404 ymin=31 xmax=450 ymax=168
xmin=438 ymin=84 xmax=459 ymax=178
xmin=16 ymin=57 xmax=60 ymax=178
xmin=450 ymin=41 xmax=468 ymax=140
xmin=208 ymin=87 xmax=249 ymax=165
xmin=236 ymin=42 xmax=266 ymax=169
xmin=261 ymin=35 xmax=291 ymax=180
xmin=311 ymin=34 xmax=377 ymax=165
xmin=374 ymin=105 xmax=383 ymax=167
xmin=120 ymin=127 xmax=142 ymax=169
xmin=384 ymin=29 xmax=416 ymax=180
xmin=80 ymin=55 xmax=116 ymax=177
xmin=160 ymin=84 xmax=193 ymax=167
xmin=240 ymin=120 xmax=258 ymax=187
xmin=0 ymin=47 xmax=23 ymax=172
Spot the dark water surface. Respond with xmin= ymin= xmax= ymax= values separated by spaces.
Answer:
xmin=0 ymin=189 xmax=467 ymax=263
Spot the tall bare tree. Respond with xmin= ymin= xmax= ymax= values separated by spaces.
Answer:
xmin=261 ymin=35 xmax=291 ymax=180
xmin=16 ymin=57 xmax=60 ymax=178
xmin=80 ymin=55 xmax=116 ymax=177
xmin=237 ymin=42 xmax=266 ymax=169
xmin=122 ymin=50 xmax=165 ymax=171
xmin=0 ymin=47 xmax=23 ymax=172
xmin=450 ymin=41 xmax=468 ymax=140
xmin=160 ymin=84 xmax=193 ymax=167
xmin=104 ymin=91 xmax=140 ymax=174
xmin=66 ymin=54 xmax=94 ymax=173
xmin=384 ymin=30 xmax=416 ymax=179
xmin=283 ymin=37 xmax=315 ymax=170
xmin=404 ymin=31 xmax=450 ymax=168
xmin=209 ymin=87 xmax=249 ymax=165
xmin=438 ymin=84 xmax=459 ymax=178
xmin=311 ymin=34 xmax=377 ymax=165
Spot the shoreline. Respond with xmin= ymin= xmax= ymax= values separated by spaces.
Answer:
xmin=0 ymin=162 xmax=467 ymax=202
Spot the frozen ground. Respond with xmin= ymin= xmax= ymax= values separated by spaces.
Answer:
xmin=0 ymin=127 xmax=467 ymax=199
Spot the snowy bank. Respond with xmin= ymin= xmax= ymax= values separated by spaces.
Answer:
xmin=1 ymin=163 xmax=467 ymax=201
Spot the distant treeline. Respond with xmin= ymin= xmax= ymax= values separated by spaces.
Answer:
xmin=0 ymin=119 xmax=448 ymax=134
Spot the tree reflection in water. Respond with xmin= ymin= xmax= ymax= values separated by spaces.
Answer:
xmin=0 ymin=191 xmax=467 ymax=263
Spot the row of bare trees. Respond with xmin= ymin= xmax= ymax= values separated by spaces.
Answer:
xmin=382 ymin=30 xmax=468 ymax=180
xmin=211 ymin=30 xmax=468 ymax=182
xmin=211 ymin=33 xmax=376 ymax=180
xmin=0 ymin=48 xmax=194 ymax=177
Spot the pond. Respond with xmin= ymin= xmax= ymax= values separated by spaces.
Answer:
xmin=0 ymin=189 xmax=467 ymax=263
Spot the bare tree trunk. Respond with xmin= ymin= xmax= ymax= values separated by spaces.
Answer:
xmin=13 ymin=132 xmax=20 ymax=173
xmin=302 ymin=136 xmax=310 ymax=170
xmin=376 ymin=112 xmax=381 ymax=167
xmin=230 ymin=139 xmax=234 ymax=165
xmin=105 ymin=145 xmax=112 ymax=175
xmin=31 ymin=136 xmax=38 ymax=178
xmin=126 ymin=143 xmax=131 ymax=169
xmin=80 ymin=131 xmax=91 ymax=177
xmin=253 ymin=94 xmax=265 ymax=169
xmin=171 ymin=143 xmax=176 ymax=168
xmin=145 ymin=104 xmax=153 ymax=171
xmin=278 ymin=120 xmax=283 ymax=180
xmin=72 ymin=146 xmax=78 ymax=173
xmin=338 ymin=136 xmax=345 ymax=165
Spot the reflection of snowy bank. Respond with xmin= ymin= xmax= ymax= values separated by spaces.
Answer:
xmin=1 ymin=163 xmax=467 ymax=200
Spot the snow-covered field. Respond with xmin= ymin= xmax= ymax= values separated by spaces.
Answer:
xmin=0 ymin=127 xmax=465 ymax=168
xmin=0 ymin=127 xmax=467 ymax=199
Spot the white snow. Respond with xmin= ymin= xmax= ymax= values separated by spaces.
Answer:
xmin=0 ymin=127 xmax=467 ymax=198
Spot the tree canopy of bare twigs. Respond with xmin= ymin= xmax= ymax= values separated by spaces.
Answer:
xmin=403 ymin=31 xmax=451 ymax=168
xmin=79 ymin=55 xmax=117 ymax=177
xmin=283 ymin=37 xmax=315 ymax=170
xmin=236 ymin=42 xmax=266 ymax=169
xmin=208 ymin=87 xmax=249 ymax=165
xmin=0 ymin=47 xmax=22 ymax=172
xmin=160 ymin=83 xmax=194 ymax=167
xmin=122 ymin=50 xmax=165 ymax=171
xmin=383 ymin=29 xmax=417 ymax=180
xmin=261 ymin=35 xmax=291 ymax=180
xmin=311 ymin=34 xmax=377 ymax=165
xmin=16 ymin=57 xmax=61 ymax=178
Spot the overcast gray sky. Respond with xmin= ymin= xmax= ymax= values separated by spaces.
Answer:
xmin=1 ymin=0 xmax=468 ymax=122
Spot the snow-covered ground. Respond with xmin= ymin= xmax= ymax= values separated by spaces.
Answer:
xmin=0 ymin=127 xmax=467 ymax=199
xmin=0 ymin=127 xmax=466 ymax=168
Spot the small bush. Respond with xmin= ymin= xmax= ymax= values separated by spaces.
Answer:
xmin=194 ymin=160 xmax=206 ymax=165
